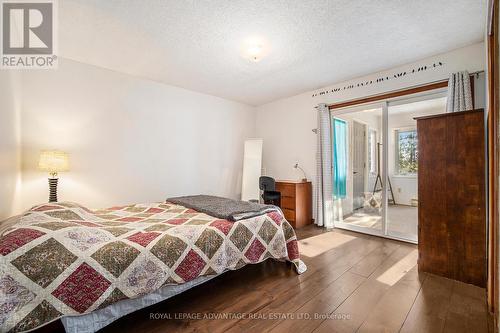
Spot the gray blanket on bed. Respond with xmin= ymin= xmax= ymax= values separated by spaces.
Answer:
xmin=166 ymin=195 xmax=279 ymax=221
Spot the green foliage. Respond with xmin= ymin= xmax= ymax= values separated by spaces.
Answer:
xmin=397 ymin=130 xmax=418 ymax=174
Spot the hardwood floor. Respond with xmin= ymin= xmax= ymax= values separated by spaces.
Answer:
xmin=44 ymin=226 xmax=492 ymax=333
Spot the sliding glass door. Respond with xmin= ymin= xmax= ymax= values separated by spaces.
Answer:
xmin=331 ymin=92 xmax=447 ymax=243
xmin=332 ymin=105 xmax=385 ymax=236
xmin=385 ymin=95 xmax=447 ymax=242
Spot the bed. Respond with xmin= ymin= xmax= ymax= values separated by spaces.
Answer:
xmin=0 ymin=198 xmax=306 ymax=333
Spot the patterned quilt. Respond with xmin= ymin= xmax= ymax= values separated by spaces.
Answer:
xmin=0 ymin=201 xmax=305 ymax=332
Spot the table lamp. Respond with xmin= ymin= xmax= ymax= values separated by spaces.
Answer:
xmin=38 ymin=150 xmax=69 ymax=202
xmin=293 ymin=163 xmax=307 ymax=182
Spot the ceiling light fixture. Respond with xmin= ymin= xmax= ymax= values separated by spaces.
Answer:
xmin=247 ymin=44 xmax=263 ymax=62
xmin=241 ymin=36 xmax=269 ymax=63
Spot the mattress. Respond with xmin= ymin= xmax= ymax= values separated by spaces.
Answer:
xmin=61 ymin=274 xmax=216 ymax=333
xmin=0 ymin=201 xmax=305 ymax=332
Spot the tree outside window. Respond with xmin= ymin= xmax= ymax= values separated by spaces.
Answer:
xmin=396 ymin=129 xmax=418 ymax=175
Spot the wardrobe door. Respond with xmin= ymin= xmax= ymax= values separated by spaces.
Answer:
xmin=460 ymin=111 xmax=486 ymax=286
xmin=417 ymin=116 xmax=449 ymax=278
xmin=417 ymin=110 xmax=486 ymax=288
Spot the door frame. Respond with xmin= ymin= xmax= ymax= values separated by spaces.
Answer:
xmin=486 ymin=0 xmax=498 ymax=317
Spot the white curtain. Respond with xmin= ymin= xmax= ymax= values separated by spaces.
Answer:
xmin=315 ymin=103 xmax=334 ymax=228
xmin=446 ymin=71 xmax=473 ymax=112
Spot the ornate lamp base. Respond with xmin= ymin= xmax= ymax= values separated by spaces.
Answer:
xmin=48 ymin=178 xmax=58 ymax=202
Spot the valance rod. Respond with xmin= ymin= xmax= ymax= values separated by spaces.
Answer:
xmin=328 ymin=70 xmax=484 ymax=111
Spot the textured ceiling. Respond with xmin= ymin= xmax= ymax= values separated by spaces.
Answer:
xmin=59 ymin=0 xmax=486 ymax=106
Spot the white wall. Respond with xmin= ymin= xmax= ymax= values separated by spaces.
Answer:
xmin=18 ymin=59 xmax=255 ymax=211
xmin=0 ymin=71 xmax=21 ymax=219
xmin=256 ymin=43 xmax=486 ymax=219
xmin=256 ymin=92 xmax=317 ymax=182
xmin=311 ymin=43 xmax=485 ymax=105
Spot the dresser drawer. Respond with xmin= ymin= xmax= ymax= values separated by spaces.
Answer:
xmin=280 ymin=196 xmax=295 ymax=210
xmin=277 ymin=184 xmax=295 ymax=197
xmin=282 ymin=208 xmax=295 ymax=222
xmin=275 ymin=180 xmax=312 ymax=229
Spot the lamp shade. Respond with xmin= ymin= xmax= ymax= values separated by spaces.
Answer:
xmin=38 ymin=150 xmax=69 ymax=174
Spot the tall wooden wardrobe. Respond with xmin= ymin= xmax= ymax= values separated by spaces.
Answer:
xmin=415 ymin=109 xmax=486 ymax=287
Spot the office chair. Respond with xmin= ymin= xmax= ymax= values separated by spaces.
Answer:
xmin=259 ymin=176 xmax=281 ymax=206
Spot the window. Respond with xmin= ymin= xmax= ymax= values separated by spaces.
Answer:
xmin=367 ymin=128 xmax=377 ymax=174
xmin=395 ymin=128 xmax=418 ymax=175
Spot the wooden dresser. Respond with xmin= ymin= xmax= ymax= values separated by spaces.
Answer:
xmin=275 ymin=180 xmax=313 ymax=229
xmin=415 ymin=109 xmax=486 ymax=287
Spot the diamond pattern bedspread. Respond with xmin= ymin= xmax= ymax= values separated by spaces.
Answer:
xmin=0 ymin=201 xmax=305 ymax=332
